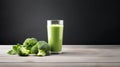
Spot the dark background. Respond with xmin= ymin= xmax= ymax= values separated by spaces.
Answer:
xmin=0 ymin=0 xmax=120 ymax=45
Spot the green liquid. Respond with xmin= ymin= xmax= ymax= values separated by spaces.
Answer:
xmin=47 ymin=24 xmax=64 ymax=53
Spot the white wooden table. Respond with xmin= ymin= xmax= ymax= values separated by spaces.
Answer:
xmin=0 ymin=45 xmax=120 ymax=67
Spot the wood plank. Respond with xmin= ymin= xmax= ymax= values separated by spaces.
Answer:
xmin=0 ymin=63 xmax=120 ymax=67
xmin=0 ymin=45 xmax=120 ymax=63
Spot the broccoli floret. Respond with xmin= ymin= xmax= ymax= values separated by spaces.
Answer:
xmin=37 ymin=41 xmax=51 ymax=56
xmin=18 ymin=47 xmax=30 ymax=56
xmin=31 ymin=44 xmax=38 ymax=54
xmin=37 ymin=50 xmax=46 ymax=56
xmin=31 ymin=41 xmax=51 ymax=55
xmin=7 ymin=50 xmax=17 ymax=55
xmin=23 ymin=38 xmax=38 ymax=50
xmin=7 ymin=43 xmax=22 ymax=55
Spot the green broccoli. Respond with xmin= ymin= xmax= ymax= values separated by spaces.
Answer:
xmin=18 ymin=47 xmax=30 ymax=56
xmin=31 ymin=41 xmax=51 ymax=56
xmin=37 ymin=41 xmax=51 ymax=56
xmin=23 ymin=38 xmax=38 ymax=50
xmin=7 ymin=50 xmax=17 ymax=55
xmin=7 ymin=43 xmax=22 ymax=55
xmin=31 ymin=44 xmax=38 ymax=54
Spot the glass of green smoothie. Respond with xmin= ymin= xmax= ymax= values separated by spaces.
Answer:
xmin=47 ymin=20 xmax=64 ymax=53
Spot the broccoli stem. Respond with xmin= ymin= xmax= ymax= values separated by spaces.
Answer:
xmin=37 ymin=50 xmax=46 ymax=56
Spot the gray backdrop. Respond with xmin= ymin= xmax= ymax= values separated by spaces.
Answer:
xmin=0 ymin=0 xmax=120 ymax=45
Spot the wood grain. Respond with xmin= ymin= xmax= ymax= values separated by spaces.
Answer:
xmin=0 ymin=63 xmax=120 ymax=67
xmin=0 ymin=45 xmax=120 ymax=67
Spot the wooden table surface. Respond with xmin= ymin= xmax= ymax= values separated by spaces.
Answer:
xmin=0 ymin=45 xmax=120 ymax=67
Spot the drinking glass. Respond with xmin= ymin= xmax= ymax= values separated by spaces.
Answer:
xmin=47 ymin=20 xmax=64 ymax=53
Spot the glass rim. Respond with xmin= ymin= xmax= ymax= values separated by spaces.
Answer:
xmin=47 ymin=20 xmax=64 ymax=25
xmin=47 ymin=20 xmax=63 ymax=22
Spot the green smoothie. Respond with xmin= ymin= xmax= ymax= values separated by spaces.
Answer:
xmin=47 ymin=24 xmax=64 ymax=53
